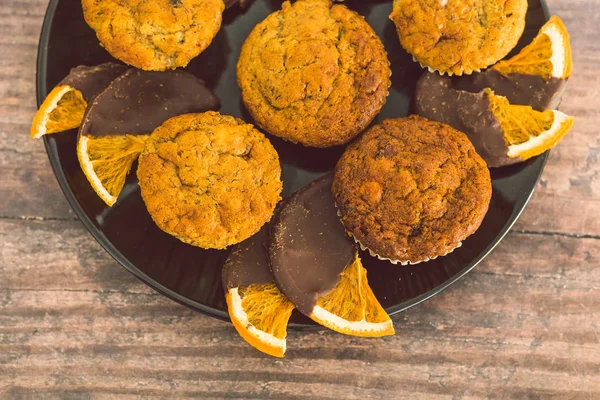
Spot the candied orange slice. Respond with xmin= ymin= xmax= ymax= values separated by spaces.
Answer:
xmin=310 ymin=256 xmax=394 ymax=337
xmin=31 ymin=85 xmax=87 ymax=139
xmin=77 ymin=134 xmax=149 ymax=207
xmin=487 ymin=89 xmax=574 ymax=161
xmin=494 ymin=16 xmax=572 ymax=80
xmin=226 ymin=283 xmax=295 ymax=358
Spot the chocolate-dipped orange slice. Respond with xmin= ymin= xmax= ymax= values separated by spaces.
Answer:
xmin=77 ymin=69 xmax=219 ymax=206
xmin=223 ymin=223 xmax=294 ymax=358
xmin=415 ymin=72 xmax=574 ymax=168
xmin=454 ymin=16 xmax=573 ymax=111
xmin=269 ymin=174 xmax=394 ymax=337
xmin=31 ymin=63 xmax=127 ymax=139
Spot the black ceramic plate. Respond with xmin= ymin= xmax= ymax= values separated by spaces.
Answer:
xmin=37 ymin=0 xmax=550 ymax=328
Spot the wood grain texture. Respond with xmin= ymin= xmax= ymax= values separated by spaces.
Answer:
xmin=513 ymin=0 xmax=600 ymax=236
xmin=0 ymin=0 xmax=599 ymax=399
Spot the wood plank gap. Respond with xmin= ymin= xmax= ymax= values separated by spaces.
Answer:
xmin=0 ymin=215 xmax=79 ymax=222
xmin=0 ymin=288 xmax=159 ymax=296
xmin=512 ymin=229 xmax=600 ymax=240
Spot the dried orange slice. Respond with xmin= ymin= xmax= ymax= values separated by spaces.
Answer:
xmin=77 ymin=134 xmax=149 ymax=207
xmin=311 ymin=256 xmax=394 ymax=337
xmin=31 ymin=86 xmax=87 ymax=139
xmin=226 ymin=283 xmax=294 ymax=358
xmin=494 ymin=16 xmax=572 ymax=80
xmin=487 ymin=89 xmax=574 ymax=161
xmin=223 ymin=225 xmax=294 ymax=357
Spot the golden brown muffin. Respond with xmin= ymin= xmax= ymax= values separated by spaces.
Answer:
xmin=389 ymin=0 xmax=527 ymax=76
xmin=82 ymin=0 xmax=225 ymax=71
xmin=137 ymin=112 xmax=282 ymax=249
xmin=332 ymin=115 xmax=492 ymax=264
xmin=237 ymin=0 xmax=391 ymax=148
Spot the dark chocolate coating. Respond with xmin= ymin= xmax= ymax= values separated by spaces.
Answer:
xmin=415 ymin=72 xmax=522 ymax=168
xmin=79 ymin=69 xmax=220 ymax=137
xmin=224 ymin=0 xmax=254 ymax=8
xmin=222 ymin=224 xmax=274 ymax=291
xmin=59 ymin=63 xmax=128 ymax=101
xmin=453 ymin=69 xmax=568 ymax=111
xmin=268 ymin=174 xmax=357 ymax=316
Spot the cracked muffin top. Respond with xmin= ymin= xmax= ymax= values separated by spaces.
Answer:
xmin=237 ymin=0 xmax=391 ymax=148
xmin=389 ymin=0 xmax=527 ymax=76
xmin=137 ymin=112 xmax=282 ymax=249
xmin=332 ymin=115 xmax=492 ymax=264
xmin=82 ymin=0 xmax=225 ymax=71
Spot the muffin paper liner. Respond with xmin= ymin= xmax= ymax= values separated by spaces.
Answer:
xmin=335 ymin=204 xmax=462 ymax=266
xmin=355 ymin=238 xmax=462 ymax=266
xmin=412 ymin=56 xmax=481 ymax=77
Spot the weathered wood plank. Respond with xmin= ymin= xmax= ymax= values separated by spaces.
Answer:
xmin=0 ymin=219 xmax=135 ymax=292
xmin=0 ymin=219 xmax=598 ymax=398
xmin=0 ymin=285 xmax=598 ymax=399
xmin=512 ymin=3 xmax=600 ymax=235
xmin=2 ymin=218 xmax=599 ymax=301
xmin=1 ymin=0 xmax=599 ymax=398
xmin=0 ymin=0 xmax=75 ymax=220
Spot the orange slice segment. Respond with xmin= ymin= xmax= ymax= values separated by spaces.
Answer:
xmin=310 ymin=256 xmax=394 ymax=337
xmin=494 ymin=16 xmax=572 ymax=80
xmin=226 ymin=283 xmax=295 ymax=358
xmin=31 ymin=85 xmax=87 ymax=139
xmin=487 ymin=89 xmax=574 ymax=161
xmin=77 ymin=134 xmax=149 ymax=207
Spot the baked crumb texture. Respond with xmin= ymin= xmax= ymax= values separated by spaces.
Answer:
xmin=390 ymin=0 xmax=527 ymax=75
xmin=137 ymin=112 xmax=282 ymax=249
xmin=82 ymin=0 xmax=225 ymax=71
xmin=332 ymin=115 xmax=492 ymax=263
xmin=237 ymin=0 xmax=391 ymax=148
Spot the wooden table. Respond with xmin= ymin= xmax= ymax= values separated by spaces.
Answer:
xmin=1 ymin=1 xmax=599 ymax=398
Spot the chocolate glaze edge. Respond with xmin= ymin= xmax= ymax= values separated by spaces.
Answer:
xmin=268 ymin=174 xmax=357 ymax=316
xmin=222 ymin=224 xmax=274 ymax=291
xmin=79 ymin=69 xmax=220 ymax=138
xmin=415 ymin=72 xmax=522 ymax=168
xmin=59 ymin=62 xmax=128 ymax=101
xmin=453 ymin=68 xmax=568 ymax=111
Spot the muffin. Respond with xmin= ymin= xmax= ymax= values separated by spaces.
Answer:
xmin=389 ymin=0 xmax=527 ymax=76
xmin=82 ymin=0 xmax=225 ymax=71
xmin=137 ymin=112 xmax=282 ymax=249
xmin=332 ymin=116 xmax=492 ymax=264
xmin=237 ymin=0 xmax=391 ymax=148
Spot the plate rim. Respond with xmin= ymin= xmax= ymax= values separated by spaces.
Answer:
xmin=36 ymin=0 xmax=550 ymax=329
